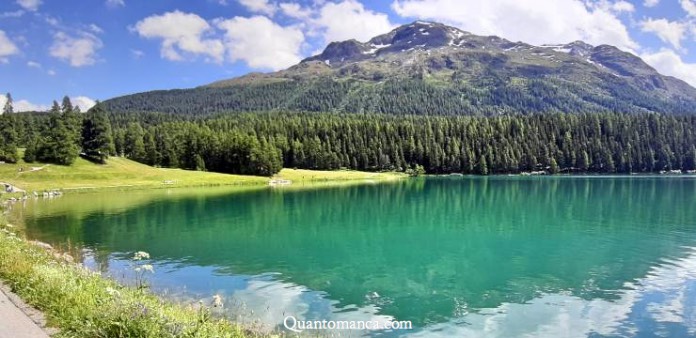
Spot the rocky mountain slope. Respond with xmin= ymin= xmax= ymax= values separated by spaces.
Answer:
xmin=103 ymin=21 xmax=696 ymax=115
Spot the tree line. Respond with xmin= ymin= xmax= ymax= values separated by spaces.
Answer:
xmin=6 ymin=99 xmax=696 ymax=176
xmin=1 ymin=93 xmax=113 ymax=166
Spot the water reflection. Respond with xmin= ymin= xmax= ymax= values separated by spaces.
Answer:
xmin=16 ymin=176 xmax=696 ymax=337
xmin=410 ymin=247 xmax=696 ymax=338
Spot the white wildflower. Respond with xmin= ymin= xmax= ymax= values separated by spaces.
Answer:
xmin=212 ymin=295 xmax=223 ymax=308
xmin=141 ymin=264 xmax=154 ymax=273
xmin=133 ymin=251 xmax=150 ymax=260
xmin=106 ymin=287 xmax=120 ymax=297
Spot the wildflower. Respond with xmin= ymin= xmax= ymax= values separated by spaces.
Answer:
xmin=212 ymin=295 xmax=223 ymax=308
xmin=141 ymin=264 xmax=154 ymax=273
xmin=106 ymin=287 xmax=120 ymax=297
xmin=133 ymin=251 xmax=150 ymax=260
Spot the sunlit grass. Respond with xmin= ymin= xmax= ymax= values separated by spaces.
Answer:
xmin=0 ymin=156 xmax=268 ymax=193
xmin=0 ymin=155 xmax=405 ymax=198
xmin=274 ymin=168 xmax=406 ymax=183
xmin=0 ymin=222 xmax=260 ymax=338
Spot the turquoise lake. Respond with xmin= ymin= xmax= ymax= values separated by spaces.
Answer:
xmin=14 ymin=176 xmax=696 ymax=337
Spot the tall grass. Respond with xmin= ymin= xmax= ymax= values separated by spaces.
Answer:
xmin=0 ymin=223 xmax=260 ymax=338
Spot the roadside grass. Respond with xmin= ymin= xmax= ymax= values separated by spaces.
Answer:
xmin=0 ymin=220 xmax=261 ymax=338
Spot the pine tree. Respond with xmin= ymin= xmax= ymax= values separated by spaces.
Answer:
xmin=686 ymin=146 xmax=696 ymax=171
xmin=549 ymin=158 xmax=559 ymax=174
xmin=0 ymin=93 xmax=18 ymax=163
xmin=37 ymin=101 xmax=79 ymax=165
xmin=476 ymin=155 xmax=489 ymax=175
xmin=61 ymin=96 xmax=81 ymax=148
xmin=143 ymin=131 xmax=158 ymax=166
xmin=82 ymin=103 xmax=115 ymax=163
xmin=124 ymin=123 xmax=146 ymax=162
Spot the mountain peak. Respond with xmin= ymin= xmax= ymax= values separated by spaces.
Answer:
xmin=304 ymin=21 xmax=477 ymax=66
xmin=163 ymin=20 xmax=696 ymax=116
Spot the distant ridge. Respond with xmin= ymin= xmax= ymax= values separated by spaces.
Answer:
xmin=103 ymin=21 xmax=696 ymax=116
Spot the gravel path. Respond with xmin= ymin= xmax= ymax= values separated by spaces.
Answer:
xmin=0 ymin=283 xmax=54 ymax=338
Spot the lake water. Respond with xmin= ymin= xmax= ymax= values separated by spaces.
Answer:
xmin=12 ymin=177 xmax=696 ymax=337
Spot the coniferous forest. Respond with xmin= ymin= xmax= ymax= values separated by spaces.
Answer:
xmin=3 ymin=92 xmax=696 ymax=177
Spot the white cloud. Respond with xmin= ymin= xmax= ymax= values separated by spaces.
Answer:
xmin=89 ymin=24 xmax=104 ymax=34
xmin=217 ymin=16 xmax=304 ymax=70
xmin=611 ymin=1 xmax=635 ymax=13
xmin=0 ymin=10 xmax=24 ymax=18
xmin=45 ymin=16 xmax=59 ymax=27
xmin=680 ymin=0 xmax=696 ymax=16
xmin=0 ymin=95 xmax=48 ymax=113
xmin=15 ymin=100 xmax=49 ymax=112
xmin=71 ymin=96 xmax=97 ymax=111
xmin=0 ymin=95 xmax=95 ymax=113
xmin=640 ymin=18 xmax=687 ymax=50
xmin=0 ymin=31 xmax=19 ymax=63
xmin=279 ymin=2 xmax=312 ymax=19
xmin=16 ymin=0 xmax=41 ymax=11
xmin=644 ymin=0 xmax=660 ymax=7
xmin=131 ymin=49 xmax=144 ymax=59
xmin=47 ymin=69 xmax=56 ymax=76
xmin=50 ymin=31 xmax=103 ymax=67
xmin=134 ymin=11 xmax=224 ymax=62
xmin=105 ymin=0 xmax=125 ymax=7
xmin=238 ymin=0 xmax=277 ymax=16
xmin=641 ymin=49 xmax=696 ymax=87
xmin=27 ymin=61 xmax=41 ymax=68
xmin=315 ymin=0 xmax=395 ymax=42
xmin=391 ymin=0 xmax=638 ymax=51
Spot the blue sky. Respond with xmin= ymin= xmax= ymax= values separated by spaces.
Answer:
xmin=1 ymin=0 xmax=696 ymax=111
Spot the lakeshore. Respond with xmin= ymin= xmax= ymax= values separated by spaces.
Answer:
xmin=0 ymin=156 xmax=406 ymax=202
xmin=0 ymin=220 xmax=259 ymax=338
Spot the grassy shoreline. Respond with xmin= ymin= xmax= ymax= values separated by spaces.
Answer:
xmin=0 ymin=157 xmax=404 ymax=337
xmin=0 ymin=156 xmax=405 ymax=200
xmin=0 ymin=219 xmax=262 ymax=338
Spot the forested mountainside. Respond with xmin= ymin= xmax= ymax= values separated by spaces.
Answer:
xmin=7 ymin=108 xmax=696 ymax=176
xmin=102 ymin=21 xmax=696 ymax=116
xmin=6 ymin=22 xmax=696 ymax=177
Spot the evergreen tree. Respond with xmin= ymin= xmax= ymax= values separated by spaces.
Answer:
xmin=476 ymin=155 xmax=489 ymax=175
xmin=61 ymin=96 xmax=82 ymax=148
xmin=0 ymin=93 xmax=18 ymax=163
xmin=143 ymin=131 xmax=158 ymax=166
xmin=23 ymin=137 xmax=37 ymax=163
xmin=37 ymin=101 xmax=79 ymax=165
xmin=124 ymin=123 xmax=146 ymax=162
xmin=248 ymin=139 xmax=282 ymax=176
xmin=686 ymin=146 xmax=696 ymax=171
xmin=193 ymin=154 xmax=206 ymax=171
xmin=549 ymin=158 xmax=559 ymax=174
xmin=82 ymin=103 xmax=115 ymax=163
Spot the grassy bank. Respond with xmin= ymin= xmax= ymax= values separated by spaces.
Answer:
xmin=0 ymin=156 xmax=267 ymax=193
xmin=0 ymin=156 xmax=405 ymax=197
xmin=0 ymin=220 xmax=260 ymax=338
